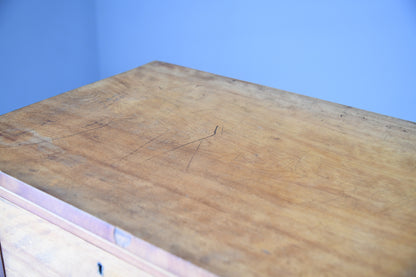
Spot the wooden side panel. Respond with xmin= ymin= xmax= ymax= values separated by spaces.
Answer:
xmin=0 ymin=197 xmax=152 ymax=277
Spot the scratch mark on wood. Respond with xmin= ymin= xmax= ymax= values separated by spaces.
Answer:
xmin=145 ymin=125 xmax=219 ymax=161
xmin=231 ymin=153 xmax=242 ymax=162
xmin=114 ymin=133 xmax=164 ymax=166
xmin=165 ymin=125 xmax=218 ymax=153
xmin=0 ymin=121 xmax=111 ymax=148
xmin=186 ymin=141 xmax=201 ymax=171
xmin=213 ymin=125 xmax=219 ymax=135
xmin=54 ymin=122 xmax=111 ymax=141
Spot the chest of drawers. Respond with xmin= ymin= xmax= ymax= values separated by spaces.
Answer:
xmin=1 ymin=61 xmax=415 ymax=276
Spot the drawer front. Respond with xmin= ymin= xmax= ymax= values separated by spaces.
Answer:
xmin=0 ymin=197 xmax=151 ymax=277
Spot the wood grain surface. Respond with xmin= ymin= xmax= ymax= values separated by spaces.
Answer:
xmin=0 ymin=173 xmax=198 ymax=277
xmin=0 ymin=194 xmax=166 ymax=277
xmin=1 ymin=61 xmax=416 ymax=276
xmin=0 ymin=196 xmax=154 ymax=277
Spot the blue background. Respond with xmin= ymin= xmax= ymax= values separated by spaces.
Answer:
xmin=1 ymin=1 xmax=415 ymax=122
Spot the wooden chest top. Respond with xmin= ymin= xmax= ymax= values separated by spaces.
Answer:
xmin=1 ymin=61 xmax=416 ymax=276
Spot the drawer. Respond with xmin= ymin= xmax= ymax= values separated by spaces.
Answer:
xmin=0 ymin=196 xmax=150 ymax=277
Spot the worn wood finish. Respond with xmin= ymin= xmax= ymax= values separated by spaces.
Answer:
xmin=1 ymin=61 xmax=416 ymax=276
xmin=0 ymin=196 xmax=154 ymax=277
xmin=0 ymin=173 xmax=191 ymax=277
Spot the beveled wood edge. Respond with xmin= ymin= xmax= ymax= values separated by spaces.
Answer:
xmin=0 ymin=171 xmax=217 ymax=277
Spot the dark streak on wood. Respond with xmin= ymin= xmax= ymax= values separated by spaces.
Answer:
xmin=0 ymin=121 xmax=111 ymax=149
xmin=114 ymin=134 xmax=164 ymax=166
xmin=186 ymin=141 xmax=201 ymax=171
xmin=145 ymin=126 xmax=219 ymax=161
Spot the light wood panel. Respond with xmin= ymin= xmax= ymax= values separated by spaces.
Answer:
xmin=0 ymin=172 xmax=211 ymax=277
xmin=0 ymin=197 xmax=152 ymax=277
xmin=1 ymin=61 xmax=416 ymax=276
